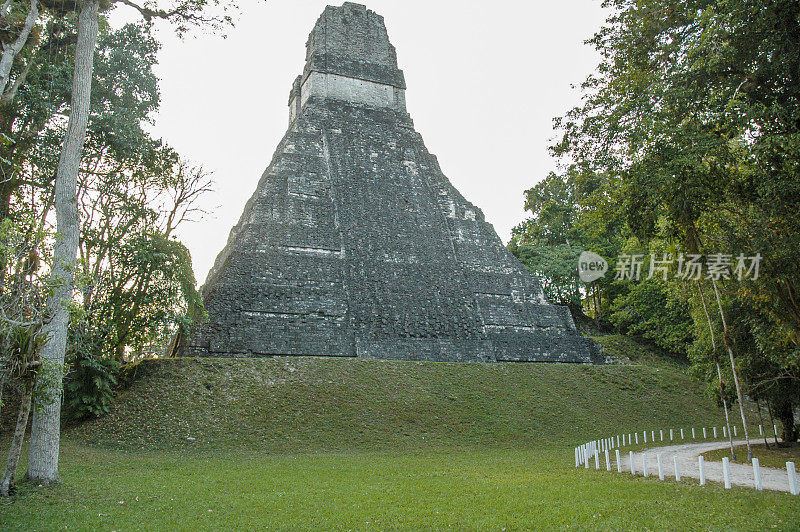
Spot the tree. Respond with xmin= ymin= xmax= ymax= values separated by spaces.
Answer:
xmin=550 ymin=0 xmax=800 ymax=445
xmin=26 ymin=0 xmax=236 ymax=484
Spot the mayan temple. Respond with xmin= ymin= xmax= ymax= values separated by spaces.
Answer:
xmin=178 ymin=2 xmax=601 ymax=363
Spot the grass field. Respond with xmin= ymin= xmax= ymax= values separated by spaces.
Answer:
xmin=703 ymin=442 xmax=800 ymax=470
xmin=1 ymin=335 xmax=798 ymax=530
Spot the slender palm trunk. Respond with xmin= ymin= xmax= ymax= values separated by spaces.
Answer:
xmin=756 ymin=399 xmax=770 ymax=449
xmin=711 ymin=278 xmax=753 ymax=461
xmin=26 ymin=0 xmax=99 ymax=484
xmin=0 ymin=376 xmax=34 ymax=497
xmin=696 ymin=282 xmax=736 ymax=459
xmin=767 ymin=401 xmax=779 ymax=445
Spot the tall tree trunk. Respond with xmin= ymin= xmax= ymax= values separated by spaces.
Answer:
xmin=711 ymin=278 xmax=753 ymax=461
xmin=0 ymin=0 xmax=39 ymax=97
xmin=695 ymin=282 xmax=736 ymax=459
xmin=0 ymin=375 xmax=33 ymax=497
xmin=26 ymin=0 xmax=99 ymax=484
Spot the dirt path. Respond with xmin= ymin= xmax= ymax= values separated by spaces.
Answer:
xmin=614 ymin=439 xmax=795 ymax=493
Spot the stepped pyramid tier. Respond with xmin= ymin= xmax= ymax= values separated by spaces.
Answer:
xmin=177 ymin=2 xmax=601 ymax=363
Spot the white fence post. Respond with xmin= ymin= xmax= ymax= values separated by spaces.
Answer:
xmin=692 ymin=427 xmax=696 ymax=439
xmin=753 ymin=458 xmax=762 ymax=491
xmin=585 ymin=445 xmax=590 ymax=469
xmin=651 ymin=430 xmax=655 ymax=442
xmin=670 ymin=429 xmax=673 ymax=441
xmin=723 ymin=426 xmax=726 ymax=438
xmin=657 ymin=454 xmax=664 ymax=480
xmin=635 ymin=433 xmax=639 ymax=444
xmin=759 ymin=424 xmax=763 ymax=436
xmin=594 ymin=448 xmax=600 ymax=470
xmin=713 ymin=427 xmax=718 ymax=438
xmin=616 ymin=449 xmax=622 ymax=473
xmin=630 ymin=451 xmax=635 ymax=475
xmin=733 ymin=425 xmax=737 ymax=437
xmin=617 ymin=435 xmax=620 ymax=447
xmin=575 ymin=447 xmax=578 ymax=467
xmin=703 ymin=427 xmax=707 ymax=439
xmin=723 ymin=457 xmax=731 ymax=489
xmin=699 ymin=455 xmax=706 ymax=485
xmin=787 ymin=462 xmax=798 ymax=495
xmin=643 ymin=431 xmax=647 ymax=444
xmin=774 ymin=424 xmax=778 ymax=438
xmin=660 ymin=429 xmax=663 ymax=442
xmin=605 ymin=449 xmax=611 ymax=471
xmin=642 ymin=454 xmax=648 ymax=477
xmin=680 ymin=428 xmax=684 ymax=440
xmin=674 ymin=455 xmax=680 ymax=481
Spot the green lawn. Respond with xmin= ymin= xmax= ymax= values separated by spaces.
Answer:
xmin=2 ymin=440 xmax=799 ymax=531
xmin=2 ymin=338 xmax=798 ymax=530
xmin=703 ymin=442 xmax=800 ymax=470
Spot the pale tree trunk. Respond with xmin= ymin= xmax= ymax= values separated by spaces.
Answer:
xmin=26 ymin=0 xmax=99 ymax=484
xmin=0 ymin=375 xmax=33 ymax=496
xmin=695 ymin=282 xmax=736 ymax=459
xmin=0 ymin=0 xmax=39 ymax=96
xmin=711 ymin=278 xmax=753 ymax=461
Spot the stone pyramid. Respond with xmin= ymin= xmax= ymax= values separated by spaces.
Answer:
xmin=178 ymin=2 xmax=601 ymax=363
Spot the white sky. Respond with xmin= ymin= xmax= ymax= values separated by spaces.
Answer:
xmin=111 ymin=0 xmax=609 ymax=284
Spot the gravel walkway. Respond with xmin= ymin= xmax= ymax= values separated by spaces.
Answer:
xmin=615 ymin=439 xmax=795 ymax=493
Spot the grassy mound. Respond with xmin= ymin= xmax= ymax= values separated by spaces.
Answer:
xmin=71 ymin=341 xmax=726 ymax=453
xmin=4 ymin=335 xmax=798 ymax=530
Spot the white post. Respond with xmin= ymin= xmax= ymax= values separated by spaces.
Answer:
xmin=774 ymin=424 xmax=778 ymax=437
xmin=651 ymin=430 xmax=655 ymax=442
xmin=699 ymin=455 xmax=706 ymax=485
xmin=692 ymin=427 xmax=696 ymax=439
xmin=617 ymin=435 xmax=620 ymax=447
xmin=713 ymin=427 xmax=718 ymax=438
xmin=733 ymin=425 xmax=737 ymax=437
xmin=622 ymin=434 xmax=626 ymax=446
xmin=670 ymin=429 xmax=673 ymax=441
xmin=660 ymin=429 xmax=663 ymax=442
xmin=630 ymin=451 xmax=635 ymax=475
xmin=722 ymin=457 xmax=731 ymax=489
xmin=616 ymin=450 xmax=622 ymax=473
xmin=674 ymin=455 xmax=680 ymax=481
xmin=657 ymin=454 xmax=664 ymax=480
xmin=703 ymin=427 xmax=707 ymax=439
xmin=584 ymin=446 xmax=590 ymax=469
xmin=642 ymin=454 xmax=648 ymax=477
xmin=635 ymin=433 xmax=639 ymax=444
xmin=788 ymin=462 xmax=798 ymax=496
xmin=753 ymin=458 xmax=762 ymax=491
xmin=759 ymin=424 xmax=763 ymax=436
xmin=680 ymin=428 xmax=684 ymax=440
xmin=723 ymin=425 xmax=726 ymax=438
xmin=605 ymin=449 xmax=611 ymax=471
xmin=643 ymin=431 xmax=647 ymax=444
xmin=594 ymin=449 xmax=600 ymax=470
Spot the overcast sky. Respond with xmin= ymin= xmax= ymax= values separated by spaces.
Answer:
xmin=111 ymin=0 xmax=609 ymax=284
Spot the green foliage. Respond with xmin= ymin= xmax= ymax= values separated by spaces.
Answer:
xmin=64 ymin=352 xmax=119 ymax=420
xmin=534 ymin=0 xmax=800 ymax=432
xmin=608 ymin=279 xmax=693 ymax=355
